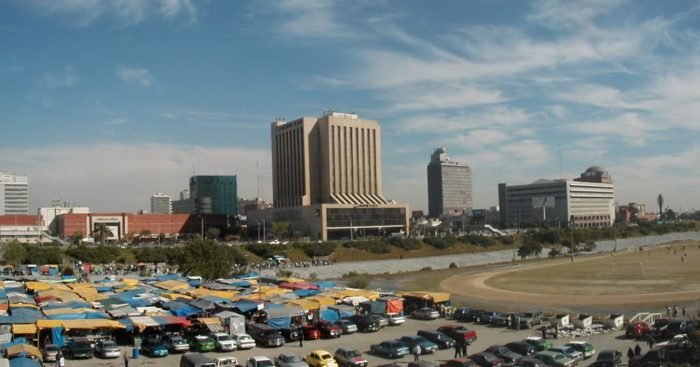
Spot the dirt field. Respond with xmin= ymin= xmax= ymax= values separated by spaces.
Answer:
xmin=440 ymin=241 xmax=700 ymax=314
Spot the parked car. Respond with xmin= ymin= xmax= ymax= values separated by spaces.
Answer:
xmin=385 ymin=313 xmax=407 ymax=326
xmin=212 ymin=333 xmax=237 ymax=352
xmin=248 ymin=324 xmax=286 ymax=347
xmin=490 ymin=312 xmax=513 ymax=327
xmin=275 ymin=353 xmax=309 ymax=367
xmin=625 ymin=321 xmax=650 ymax=339
xmin=305 ymin=350 xmax=338 ymax=367
xmin=313 ymin=321 xmax=342 ymax=338
xmin=550 ymin=346 xmax=583 ymax=362
xmin=332 ymin=320 xmax=356 ymax=334
xmin=248 ymin=356 xmax=275 ymax=367
xmin=517 ymin=312 xmax=544 ymax=329
xmin=453 ymin=308 xmax=472 ymax=322
xmin=64 ymin=338 xmax=94 ymax=359
xmin=594 ymin=350 xmax=622 ymax=365
xmin=215 ymin=356 xmax=239 ymax=367
xmin=513 ymin=357 xmax=550 ymax=367
xmin=409 ymin=362 xmax=440 ymax=367
xmin=417 ymin=330 xmax=455 ymax=350
xmin=370 ymin=340 xmax=410 ymax=359
xmin=333 ymin=348 xmax=368 ymax=367
xmin=658 ymin=319 xmax=690 ymax=340
xmin=476 ymin=311 xmax=497 ymax=324
xmin=141 ymin=338 xmax=169 ymax=358
xmin=188 ymin=335 xmax=216 ymax=353
xmin=399 ymin=335 xmax=438 ymax=354
xmin=533 ymin=351 xmax=575 ymax=367
xmin=565 ymin=341 xmax=596 ymax=359
xmin=163 ymin=334 xmax=190 ymax=353
xmin=412 ymin=307 xmax=440 ymax=320
xmin=463 ymin=309 xmax=485 ymax=322
xmin=440 ymin=358 xmax=479 ymax=367
xmin=348 ymin=315 xmax=381 ymax=333
xmin=505 ymin=341 xmax=536 ymax=356
xmin=484 ymin=345 xmax=522 ymax=364
xmin=94 ymin=340 xmax=121 ymax=358
xmin=371 ymin=314 xmax=390 ymax=327
xmin=524 ymin=337 xmax=553 ymax=352
xmin=468 ymin=352 xmax=504 ymax=367
xmin=42 ymin=344 xmax=60 ymax=362
xmin=279 ymin=327 xmax=302 ymax=342
xmin=437 ymin=325 xmax=478 ymax=344
xmin=301 ymin=324 xmax=322 ymax=340
xmin=232 ymin=333 xmax=257 ymax=349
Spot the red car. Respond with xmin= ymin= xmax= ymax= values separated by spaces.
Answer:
xmin=625 ymin=321 xmax=650 ymax=339
xmin=301 ymin=324 xmax=321 ymax=340
xmin=313 ymin=321 xmax=342 ymax=338
xmin=437 ymin=325 xmax=478 ymax=344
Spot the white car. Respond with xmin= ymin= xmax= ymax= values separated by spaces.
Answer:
xmin=212 ymin=332 xmax=237 ymax=352
xmin=232 ymin=333 xmax=256 ymax=349
xmin=247 ymin=356 xmax=275 ymax=367
xmin=385 ymin=313 xmax=406 ymax=325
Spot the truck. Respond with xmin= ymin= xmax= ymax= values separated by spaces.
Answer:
xmin=180 ymin=352 xmax=216 ymax=367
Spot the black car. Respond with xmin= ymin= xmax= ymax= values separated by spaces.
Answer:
xmin=464 ymin=309 xmax=485 ymax=322
xmin=278 ymin=327 xmax=301 ymax=342
xmin=417 ymin=330 xmax=455 ymax=350
xmin=484 ymin=345 xmax=522 ymax=364
xmin=469 ymin=352 xmax=504 ymax=367
xmin=514 ymin=357 xmax=550 ymax=367
xmin=64 ymin=339 xmax=94 ymax=359
xmin=517 ymin=312 xmax=544 ymax=329
xmin=348 ymin=315 xmax=381 ymax=333
xmin=505 ymin=341 xmax=536 ymax=356
xmin=476 ymin=311 xmax=497 ymax=324
xmin=453 ymin=308 xmax=471 ymax=322
xmin=595 ymin=350 xmax=622 ymax=364
xmin=658 ymin=319 xmax=689 ymax=340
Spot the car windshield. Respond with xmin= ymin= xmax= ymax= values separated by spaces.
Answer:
xmin=172 ymin=336 xmax=184 ymax=342
xmin=415 ymin=337 xmax=428 ymax=343
xmin=554 ymin=354 xmax=566 ymax=361
xmin=286 ymin=355 xmax=303 ymax=362
xmin=346 ymin=350 xmax=361 ymax=357
xmin=259 ymin=361 xmax=274 ymax=367
xmin=217 ymin=335 xmax=232 ymax=341
xmin=239 ymin=335 xmax=252 ymax=341
xmin=46 ymin=346 xmax=59 ymax=352
xmin=75 ymin=341 xmax=91 ymax=348
xmin=103 ymin=341 xmax=117 ymax=348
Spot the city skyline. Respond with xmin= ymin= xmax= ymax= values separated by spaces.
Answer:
xmin=1 ymin=1 xmax=699 ymax=213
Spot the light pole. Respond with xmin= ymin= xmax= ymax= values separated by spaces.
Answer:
xmin=570 ymin=215 xmax=575 ymax=263
xmin=256 ymin=220 xmax=261 ymax=242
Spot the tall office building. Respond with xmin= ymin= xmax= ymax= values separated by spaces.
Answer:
xmin=427 ymin=147 xmax=472 ymax=218
xmin=262 ymin=112 xmax=409 ymax=240
xmin=0 ymin=171 xmax=29 ymax=215
xmin=150 ymin=193 xmax=172 ymax=214
xmin=498 ymin=166 xmax=615 ymax=228
xmin=189 ymin=175 xmax=238 ymax=215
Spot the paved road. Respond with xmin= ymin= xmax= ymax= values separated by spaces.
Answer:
xmin=278 ymin=231 xmax=700 ymax=279
xmin=66 ymin=316 xmax=650 ymax=367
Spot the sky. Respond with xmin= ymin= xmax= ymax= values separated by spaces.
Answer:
xmin=1 ymin=0 xmax=700 ymax=214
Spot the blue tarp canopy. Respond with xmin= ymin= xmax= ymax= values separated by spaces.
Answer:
xmin=268 ymin=317 xmax=291 ymax=329
xmin=51 ymin=327 xmax=64 ymax=348
xmin=232 ymin=300 xmax=260 ymax=314
xmin=233 ymin=272 xmax=258 ymax=280
xmin=118 ymin=318 xmax=134 ymax=332
xmin=155 ymin=274 xmax=181 ymax=281
xmin=0 ymin=308 xmax=44 ymax=324
xmin=200 ymin=295 xmax=232 ymax=305
xmin=9 ymin=357 xmax=42 ymax=367
xmin=1 ymin=338 xmax=28 ymax=352
xmin=320 ymin=309 xmax=339 ymax=322
xmin=314 ymin=281 xmax=336 ymax=289
xmin=47 ymin=312 xmax=108 ymax=320
xmin=293 ymin=289 xmax=321 ymax=298
xmin=42 ymin=301 xmax=91 ymax=310
xmin=164 ymin=301 xmax=200 ymax=317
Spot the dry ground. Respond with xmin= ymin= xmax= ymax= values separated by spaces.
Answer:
xmin=440 ymin=240 xmax=700 ymax=314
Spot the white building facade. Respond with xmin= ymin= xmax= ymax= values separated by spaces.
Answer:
xmin=150 ymin=193 xmax=172 ymax=214
xmin=0 ymin=171 xmax=29 ymax=215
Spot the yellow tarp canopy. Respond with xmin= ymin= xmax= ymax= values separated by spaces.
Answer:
xmin=11 ymin=324 xmax=37 ymax=335
xmin=160 ymin=292 xmax=191 ymax=301
xmin=6 ymin=344 xmax=42 ymax=359
xmin=401 ymin=291 xmax=451 ymax=303
xmin=196 ymin=317 xmax=222 ymax=326
xmin=68 ymin=283 xmax=95 ymax=290
xmin=306 ymin=296 xmax=336 ymax=307
xmin=36 ymin=289 xmax=82 ymax=302
xmin=186 ymin=288 xmax=237 ymax=300
xmin=121 ymin=278 xmax=140 ymax=286
xmin=37 ymin=319 xmax=126 ymax=330
xmin=287 ymin=299 xmax=321 ymax=311
xmin=24 ymin=281 xmax=53 ymax=292
xmin=42 ymin=308 xmax=99 ymax=316
xmin=153 ymin=280 xmax=189 ymax=291
xmin=77 ymin=292 xmax=109 ymax=302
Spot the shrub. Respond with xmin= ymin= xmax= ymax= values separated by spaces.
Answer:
xmin=420 ymin=266 xmax=432 ymax=271
xmin=347 ymin=277 xmax=370 ymax=289
xmin=501 ymin=236 xmax=515 ymax=245
xmin=549 ymin=248 xmax=562 ymax=257
xmin=296 ymin=242 xmax=337 ymax=257
xmin=245 ymin=243 xmax=287 ymax=258
xmin=423 ymin=237 xmax=452 ymax=249
xmin=449 ymin=262 xmax=458 ymax=269
xmin=388 ymin=237 xmax=422 ymax=251
xmin=343 ymin=240 xmax=390 ymax=254
xmin=277 ymin=269 xmax=294 ymax=278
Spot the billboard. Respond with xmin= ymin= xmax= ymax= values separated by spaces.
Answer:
xmin=532 ymin=196 xmax=556 ymax=208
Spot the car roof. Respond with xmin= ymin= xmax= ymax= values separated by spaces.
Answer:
xmin=251 ymin=356 xmax=271 ymax=361
xmin=566 ymin=341 xmax=589 ymax=345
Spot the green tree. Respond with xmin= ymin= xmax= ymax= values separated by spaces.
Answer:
xmin=178 ymin=239 xmax=246 ymax=280
xmin=70 ymin=231 xmax=83 ymax=246
xmin=2 ymin=240 xmax=28 ymax=266
xmin=270 ymin=221 xmax=289 ymax=239
xmin=93 ymin=224 xmax=113 ymax=244
xmin=207 ymin=227 xmax=221 ymax=240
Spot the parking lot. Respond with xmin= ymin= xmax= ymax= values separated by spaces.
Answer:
xmin=65 ymin=316 xmax=645 ymax=367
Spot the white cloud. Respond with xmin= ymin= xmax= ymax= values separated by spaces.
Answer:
xmin=381 ymin=83 xmax=505 ymax=112
xmin=116 ymin=67 xmax=153 ymax=86
xmin=27 ymin=0 xmax=197 ymax=27
xmin=257 ymin=0 xmax=352 ymax=39
xmin=569 ymin=112 xmax=650 ymax=146
xmin=399 ymin=107 xmax=530 ymax=133
xmin=527 ymin=0 xmax=627 ymax=28
xmin=0 ymin=143 xmax=270 ymax=212
xmin=443 ymin=129 xmax=510 ymax=149
xmin=43 ymin=65 xmax=80 ymax=88
xmin=500 ymin=139 xmax=550 ymax=166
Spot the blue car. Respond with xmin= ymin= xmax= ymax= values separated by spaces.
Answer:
xmin=399 ymin=336 xmax=438 ymax=354
xmin=370 ymin=340 xmax=410 ymax=359
xmin=141 ymin=339 xmax=169 ymax=358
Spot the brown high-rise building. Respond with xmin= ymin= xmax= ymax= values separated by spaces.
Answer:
xmin=262 ymin=112 xmax=409 ymax=240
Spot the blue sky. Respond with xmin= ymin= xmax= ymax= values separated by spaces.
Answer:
xmin=1 ymin=0 xmax=700 ymax=213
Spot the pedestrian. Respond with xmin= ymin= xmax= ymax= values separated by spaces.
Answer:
xmin=554 ymin=323 xmax=559 ymax=339
xmin=123 ymin=352 xmax=128 ymax=367
xmin=627 ymin=347 xmax=634 ymax=362
xmin=413 ymin=344 xmax=421 ymax=362
xmin=299 ymin=329 xmax=304 ymax=347
xmin=635 ymin=344 xmax=642 ymax=356
xmin=516 ymin=315 xmax=521 ymax=330
xmin=454 ymin=340 xmax=462 ymax=358
xmin=541 ymin=326 xmax=547 ymax=339
xmin=462 ymin=341 xmax=468 ymax=357
xmin=647 ymin=335 xmax=655 ymax=349
xmin=666 ymin=305 xmax=672 ymax=317
xmin=682 ymin=307 xmax=686 ymax=317
xmin=673 ymin=305 xmax=679 ymax=317
xmin=55 ymin=352 xmax=62 ymax=367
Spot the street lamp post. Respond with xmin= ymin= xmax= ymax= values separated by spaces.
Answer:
xmin=570 ymin=215 xmax=575 ymax=263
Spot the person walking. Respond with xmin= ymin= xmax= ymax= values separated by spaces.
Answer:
xmin=123 ymin=351 xmax=128 ymax=367
xmin=299 ymin=329 xmax=304 ymax=347
xmin=55 ymin=352 xmax=63 ymax=367
xmin=413 ymin=344 xmax=421 ymax=362
xmin=627 ymin=347 xmax=635 ymax=363
xmin=647 ymin=335 xmax=655 ymax=349
xmin=682 ymin=307 xmax=687 ymax=317
xmin=462 ymin=341 xmax=468 ymax=358
xmin=635 ymin=344 xmax=642 ymax=356
xmin=454 ymin=339 xmax=462 ymax=358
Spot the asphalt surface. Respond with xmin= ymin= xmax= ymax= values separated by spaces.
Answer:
xmin=63 ymin=316 xmax=649 ymax=367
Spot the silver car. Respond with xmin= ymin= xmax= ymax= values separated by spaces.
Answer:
xmin=275 ymin=353 xmax=309 ymax=367
xmin=95 ymin=340 xmax=121 ymax=359
xmin=412 ymin=307 xmax=440 ymax=320
xmin=42 ymin=344 xmax=60 ymax=362
xmin=334 ymin=320 xmax=358 ymax=334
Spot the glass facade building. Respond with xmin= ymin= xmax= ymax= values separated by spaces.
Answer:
xmin=189 ymin=175 xmax=238 ymax=215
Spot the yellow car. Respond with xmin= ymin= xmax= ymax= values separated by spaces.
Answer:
xmin=305 ymin=350 xmax=338 ymax=367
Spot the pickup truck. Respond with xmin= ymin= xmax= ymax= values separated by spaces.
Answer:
xmin=436 ymin=325 xmax=477 ymax=344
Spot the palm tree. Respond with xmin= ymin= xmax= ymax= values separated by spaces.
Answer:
xmin=92 ymin=224 xmax=113 ymax=245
